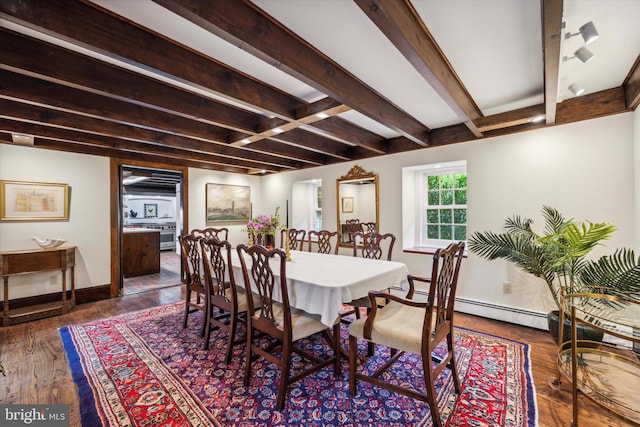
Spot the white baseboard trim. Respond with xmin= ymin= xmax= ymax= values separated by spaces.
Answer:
xmin=453 ymin=297 xmax=549 ymax=330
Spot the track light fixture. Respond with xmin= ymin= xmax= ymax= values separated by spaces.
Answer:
xmin=563 ymin=46 xmax=594 ymax=63
xmin=565 ymin=21 xmax=599 ymax=45
xmin=568 ymin=84 xmax=585 ymax=96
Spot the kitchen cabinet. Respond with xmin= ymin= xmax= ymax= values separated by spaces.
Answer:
xmin=122 ymin=228 xmax=160 ymax=277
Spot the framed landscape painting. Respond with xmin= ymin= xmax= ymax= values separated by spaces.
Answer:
xmin=206 ymin=183 xmax=250 ymax=223
xmin=1 ymin=180 xmax=70 ymax=221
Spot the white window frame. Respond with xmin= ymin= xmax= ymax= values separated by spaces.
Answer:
xmin=402 ymin=160 xmax=467 ymax=253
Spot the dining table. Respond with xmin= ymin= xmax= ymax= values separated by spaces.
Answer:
xmin=229 ymin=249 xmax=409 ymax=327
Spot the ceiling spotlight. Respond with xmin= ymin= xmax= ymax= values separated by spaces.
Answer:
xmin=568 ymin=84 xmax=585 ymax=96
xmin=529 ymin=115 xmax=546 ymax=123
xmin=272 ymin=127 xmax=284 ymax=134
xmin=563 ymin=46 xmax=594 ymax=63
xmin=315 ymin=112 xmax=329 ymax=119
xmin=565 ymin=21 xmax=599 ymax=45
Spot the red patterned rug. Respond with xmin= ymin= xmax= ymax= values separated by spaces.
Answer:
xmin=60 ymin=303 xmax=537 ymax=426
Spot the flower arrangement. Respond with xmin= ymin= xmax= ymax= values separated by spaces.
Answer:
xmin=247 ymin=206 xmax=282 ymax=236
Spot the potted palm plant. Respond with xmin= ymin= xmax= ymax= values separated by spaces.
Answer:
xmin=468 ymin=205 xmax=640 ymax=344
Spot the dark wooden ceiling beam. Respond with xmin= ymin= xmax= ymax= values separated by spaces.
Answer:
xmin=153 ymin=0 xmax=430 ymax=147
xmin=0 ymin=98 xmax=307 ymax=170
xmin=555 ymin=88 xmax=628 ymax=125
xmin=542 ymin=0 xmax=563 ymax=125
xmin=474 ymin=104 xmax=546 ymax=132
xmin=308 ymin=117 xmax=388 ymax=154
xmin=0 ymin=119 xmax=285 ymax=173
xmin=623 ymin=54 xmax=640 ymax=109
xmin=355 ymin=0 xmax=483 ymax=138
xmin=269 ymin=128 xmax=354 ymax=160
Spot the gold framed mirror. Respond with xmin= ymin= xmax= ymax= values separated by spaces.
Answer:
xmin=336 ymin=165 xmax=379 ymax=247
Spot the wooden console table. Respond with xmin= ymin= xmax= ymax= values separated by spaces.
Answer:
xmin=1 ymin=246 xmax=76 ymax=326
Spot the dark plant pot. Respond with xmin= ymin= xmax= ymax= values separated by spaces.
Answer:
xmin=547 ymin=310 xmax=604 ymax=346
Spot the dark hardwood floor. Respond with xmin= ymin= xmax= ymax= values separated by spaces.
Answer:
xmin=0 ymin=286 xmax=633 ymax=426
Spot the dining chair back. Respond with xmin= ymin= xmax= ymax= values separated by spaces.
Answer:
xmin=191 ymin=227 xmax=229 ymax=241
xmin=200 ymin=237 xmax=257 ymax=362
xmin=236 ymin=244 xmax=340 ymax=411
xmin=178 ymin=234 xmax=206 ymax=336
xmin=352 ymin=231 xmax=396 ymax=261
xmin=280 ymin=228 xmax=306 ymax=250
xmin=344 ymin=219 xmax=362 ymax=243
xmin=363 ymin=222 xmax=377 ymax=233
xmin=348 ymin=241 xmax=466 ymax=427
xmin=307 ymin=230 xmax=341 ymax=254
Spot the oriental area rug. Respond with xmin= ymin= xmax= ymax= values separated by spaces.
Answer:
xmin=60 ymin=303 xmax=538 ymax=427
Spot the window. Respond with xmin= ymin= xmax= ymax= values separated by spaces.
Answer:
xmin=291 ymin=179 xmax=322 ymax=232
xmin=424 ymin=171 xmax=467 ymax=244
xmin=314 ymin=184 xmax=322 ymax=232
xmin=402 ymin=161 xmax=467 ymax=252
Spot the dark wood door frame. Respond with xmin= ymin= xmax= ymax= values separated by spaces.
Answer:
xmin=109 ymin=158 xmax=189 ymax=298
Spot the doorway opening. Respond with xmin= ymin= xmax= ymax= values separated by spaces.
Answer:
xmin=120 ymin=166 xmax=184 ymax=295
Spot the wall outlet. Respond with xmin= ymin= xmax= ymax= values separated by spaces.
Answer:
xmin=502 ymin=282 xmax=512 ymax=293
xmin=50 ymin=275 xmax=60 ymax=287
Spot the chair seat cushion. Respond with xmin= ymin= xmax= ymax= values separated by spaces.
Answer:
xmin=265 ymin=303 xmax=334 ymax=342
xmin=349 ymin=301 xmax=434 ymax=354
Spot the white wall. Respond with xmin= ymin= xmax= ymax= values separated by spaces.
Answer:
xmin=0 ymin=144 xmax=110 ymax=298
xmin=262 ymin=113 xmax=636 ymax=327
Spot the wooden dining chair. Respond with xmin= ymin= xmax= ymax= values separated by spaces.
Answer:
xmin=237 ymin=244 xmax=340 ymax=411
xmin=280 ymin=228 xmax=306 ymax=250
xmin=352 ymin=231 xmax=396 ymax=260
xmin=307 ymin=230 xmax=341 ymax=254
xmin=191 ymin=227 xmax=229 ymax=241
xmin=345 ymin=219 xmax=362 ymax=243
xmin=199 ymin=237 xmax=260 ymax=361
xmin=348 ymin=242 xmax=466 ymax=427
xmin=178 ymin=234 xmax=207 ymax=336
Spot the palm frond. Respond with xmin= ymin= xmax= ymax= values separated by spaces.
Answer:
xmin=542 ymin=205 xmax=568 ymax=235
xmin=580 ymin=248 xmax=640 ymax=293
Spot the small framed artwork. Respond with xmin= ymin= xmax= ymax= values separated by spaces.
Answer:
xmin=0 ymin=180 xmax=70 ymax=221
xmin=206 ymin=183 xmax=251 ymax=223
xmin=341 ymin=197 xmax=354 ymax=213
xmin=144 ymin=203 xmax=158 ymax=218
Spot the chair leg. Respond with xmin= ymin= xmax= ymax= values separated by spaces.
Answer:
xmin=243 ymin=327 xmax=253 ymax=387
xmin=349 ymin=335 xmax=358 ymax=396
xmin=276 ymin=342 xmax=292 ymax=411
xmin=202 ymin=306 xmax=212 ymax=351
xmin=423 ymin=357 xmax=443 ymax=427
xmin=332 ymin=323 xmax=341 ymax=379
xmin=447 ymin=333 xmax=461 ymax=394
xmin=182 ymin=290 xmax=191 ymax=328
xmin=199 ymin=294 xmax=207 ymax=338
xmin=225 ymin=313 xmax=238 ymax=364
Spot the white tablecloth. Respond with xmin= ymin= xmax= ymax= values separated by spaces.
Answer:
xmin=230 ymin=250 xmax=408 ymax=327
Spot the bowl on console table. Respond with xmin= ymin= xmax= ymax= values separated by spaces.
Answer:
xmin=32 ymin=236 xmax=66 ymax=249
